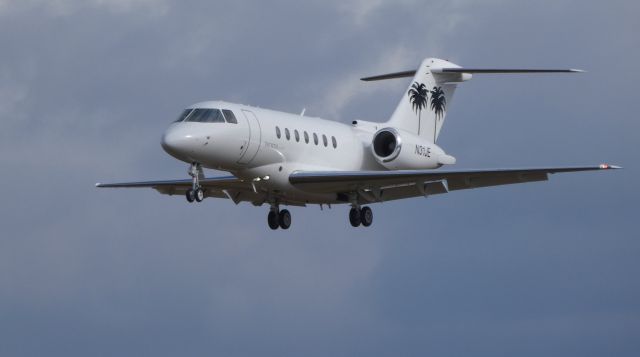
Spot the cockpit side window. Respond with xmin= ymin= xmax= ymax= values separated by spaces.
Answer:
xmin=222 ymin=109 xmax=238 ymax=124
xmin=185 ymin=109 xmax=225 ymax=123
xmin=174 ymin=109 xmax=193 ymax=122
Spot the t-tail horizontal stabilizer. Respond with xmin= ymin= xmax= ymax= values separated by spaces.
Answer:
xmin=368 ymin=57 xmax=584 ymax=144
xmin=361 ymin=68 xmax=583 ymax=81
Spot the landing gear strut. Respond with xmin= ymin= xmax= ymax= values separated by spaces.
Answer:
xmin=349 ymin=205 xmax=373 ymax=227
xmin=267 ymin=204 xmax=292 ymax=230
xmin=185 ymin=162 xmax=205 ymax=203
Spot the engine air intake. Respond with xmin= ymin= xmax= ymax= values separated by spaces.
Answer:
xmin=372 ymin=128 xmax=401 ymax=162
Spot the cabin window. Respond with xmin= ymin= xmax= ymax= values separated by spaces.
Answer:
xmin=276 ymin=126 xmax=281 ymax=138
xmin=185 ymin=108 xmax=225 ymax=123
xmin=222 ymin=109 xmax=238 ymax=124
xmin=174 ymin=109 xmax=193 ymax=122
xmin=322 ymin=134 xmax=328 ymax=147
xmin=304 ymin=131 xmax=309 ymax=143
xmin=313 ymin=133 xmax=318 ymax=145
xmin=294 ymin=129 xmax=300 ymax=142
xmin=285 ymin=128 xmax=290 ymax=140
xmin=332 ymin=136 xmax=337 ymax=148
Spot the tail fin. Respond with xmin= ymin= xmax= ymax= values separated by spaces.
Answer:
xmin=382 ymin=58 xmax=462 ymax=143
xmin=362 ymin=57 xmax=582 ymax=143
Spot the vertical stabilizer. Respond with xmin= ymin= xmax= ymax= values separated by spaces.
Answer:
xmin=385 ymin=58 xmax=462 ymax=143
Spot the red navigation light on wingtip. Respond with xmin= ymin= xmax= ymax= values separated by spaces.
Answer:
xmin=600 ymin=163 xmax=622 ymax=169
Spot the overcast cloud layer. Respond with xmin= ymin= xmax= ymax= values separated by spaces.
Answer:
xmin=0 ymin=1 xmax=638 ymax=356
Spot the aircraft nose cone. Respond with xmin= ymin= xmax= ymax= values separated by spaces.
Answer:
xmin=161 ymin=127 xmax=194 ymax=160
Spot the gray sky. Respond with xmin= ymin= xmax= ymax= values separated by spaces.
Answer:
xmin=1 ymin=0 xmax=638 ymax=356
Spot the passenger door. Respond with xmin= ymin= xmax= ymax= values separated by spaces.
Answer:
xmin=237 ymin=110 xmax=261 ymax=165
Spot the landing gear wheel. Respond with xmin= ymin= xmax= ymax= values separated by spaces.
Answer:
xmin=185 ymin=189 xmax=195 ymax=203
xmin=349 ymin=207 xmax=361 ymax=227
xmin=360 ymin=206 xmax=373 ymax=227
xmin=194 ymin=187 xmax=205 ymax=202
xmin=278 ymin=209 xmax=291 ymax=230
xmin=268 ymin=210 xmax=279 ymax=230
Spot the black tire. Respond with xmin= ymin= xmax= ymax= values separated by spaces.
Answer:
xmin=349 ymin=207 xmax=361 ymax=227
xmin=360 ymin=206 xmax=373 ymax=227
xmin=268 ymin=210 xmax=279 ymax=230
xmin=278 ymin=209 xmax=291 ymax=229
xmin=185 ymin=189 xmax=195 ymax=203
xmin=194 ymin=187 xmax=204 ymax=202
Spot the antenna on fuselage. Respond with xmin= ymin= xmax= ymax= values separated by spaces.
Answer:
xmin=300 ymin=108 xmax=306 ymax=116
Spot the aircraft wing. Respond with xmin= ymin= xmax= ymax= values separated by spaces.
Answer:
xmin=289 ymin=164 xmax=620 ymax=203
xmin=96 ymin=176 xmax=258 ymax=203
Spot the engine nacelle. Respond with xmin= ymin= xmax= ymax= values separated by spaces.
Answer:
xmin=371 ymin=128 xmax=456 ymax=170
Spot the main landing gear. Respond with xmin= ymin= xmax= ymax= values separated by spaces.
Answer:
xmin=266 ymin=204 xmax=372 ymax=229
xmin=185 ymin=162 xmax=205 ymax=203
xmin=268 ymin=205 xmax=291 ymax=230
xmin=349 ymin=206 xmax=373 ymax=227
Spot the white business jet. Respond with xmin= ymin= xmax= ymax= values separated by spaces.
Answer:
xmin=97 ymin=57 xmax=619 ymax=230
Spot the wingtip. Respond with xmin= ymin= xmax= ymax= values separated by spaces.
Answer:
xmin=600 ymin=163 xmax=622 ymax=170
xmin=95 ymin=183 xmax=102 ymax=187
xmin=570 ymin=69 xmax=586 ymax=73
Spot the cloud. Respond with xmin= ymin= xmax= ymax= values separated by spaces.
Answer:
xmin=0 ymin=1 xmax=637 ymax=356
xmin=318 ymin=45 xmax=414 ymax=119
xmin=338 ymin=0 xmax=388 ymax=26
xmin=0 ymin=0 xmax=169 ymax=16
xmin=0 ymin=62 xmax=33 ymax=126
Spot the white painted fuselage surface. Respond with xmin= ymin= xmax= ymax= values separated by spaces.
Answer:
xmin=161 ymin=100 xmax=449 ymax=204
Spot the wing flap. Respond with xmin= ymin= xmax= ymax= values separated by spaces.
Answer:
xmin=96 ymin=175 xmax=258 ymax=200
xmin=290 ymin=165 xmax=619 ymax=200
xmin=447 ymin=171 xmax=549 ymax=190
xmin=96 ymin=176 xmax=242 ymax=188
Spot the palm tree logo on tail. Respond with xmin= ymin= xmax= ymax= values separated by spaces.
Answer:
xmin=430 ymin=86 xmax=446 ymax=142
xmin=407 ymin=82 xmax=428 ymax=135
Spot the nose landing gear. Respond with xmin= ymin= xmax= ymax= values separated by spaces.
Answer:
xmin=185 ymin=162 xmax=205 ymax=203
xmin=186 ymin=187 xmax=205 ymax=202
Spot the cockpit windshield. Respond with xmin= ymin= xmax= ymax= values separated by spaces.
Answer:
xmin=185 ymin=109 xmax=225 ymax=123
xmin=174 ymin=109 xmax=193 ymax=122
xmin=173 ymin=108 xmax=239 ymax=124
